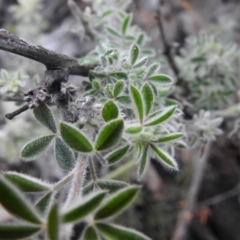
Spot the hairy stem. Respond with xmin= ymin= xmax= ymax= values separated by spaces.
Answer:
xmin=53 ymin=171 xmax=74 ymax=192
xmin=65 ymin=154 xmax=88 ymax=208
xmin=89 ymin=157 xmax=98 ymax=182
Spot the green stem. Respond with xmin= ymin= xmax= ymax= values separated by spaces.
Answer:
xmin=89 ymin=157 xmax=98 ymax=182
xmin=104 ymin=159 xmax=135 ymax=180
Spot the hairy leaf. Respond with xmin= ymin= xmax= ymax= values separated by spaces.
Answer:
xmin=0 ymin=224 xmax=41 ymax=239
xmin=47 ymin=203 xmax=59 ymax=240
xmin=146 ymin=63 xmax=160 ymax=78
xmin=138 ymin=145 xmax=148 ymax=179
xmin=105 ymin=145 xmax=129 ymax=164
xmin=150 ymin=144 xmax=178 ymax=170
xmin=148 ymin=74 xmax=173 ymax=85
xmin=141 ymin=83 xmax=154 ymax=116
xmin=156 ymin=133 xmax=183 ymax=143
xmin=35 ymin=192 xmax=53 ymax=217
xmin=145 ymin=106 xmax=176 ymax=126
xmin=125 ymin=125 xmax=142 ymax=134
xmin=62 ymin=191 xmax=106 ymax=224
xmin=94 ymin=186 xmax=139 ymax=220
xmin=130 ymin=44 xmax=139 ymax=65
xmin=113 ymin=80 xmax=125 ymax=97
xmin=33 ymin=103 xmax=57 ymax=133
xmin=97 ymin=180 xmax=128 ymax=193
xmin=55 ymin=137 xmax=75 ymax=170
xmin=110 ymin=71 xmax=128 ymax=80
xmin=4 ymin=171 xmax=51 ymax=192
xmin=96 ymin=223 xmax=151 ymax=240
xmin=130 ymin=85 xmax=144 ymax=122
xmin=122 ymin=15 xmax=130 ymax=35
xmin=102 ymin=101 xmax=119 ymax=122
xmin=60 ymin=122 xmax=93 ymax=152
xmin=95 ymin=119 xmax=124 ymax=151
xmin=82 ymin=226 xmax=99 ymax=240
xmin=20 ymin=135 xmax=55 ymax=160
xmin=0 ymin=176 xmax=42 ymax=224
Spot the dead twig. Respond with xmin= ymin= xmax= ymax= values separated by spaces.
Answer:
xmin=172 ymin=142 xmax=211 ymax=240
xmin=155 ymin=7 xmax=180 ymax=78
xmin=0 ymin=28 xmax=96 ymax=76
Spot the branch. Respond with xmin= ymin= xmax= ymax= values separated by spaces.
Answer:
xmin=172 ymin=142 xmax=211 ymax=240
xmin=0 ymin=28 xmax=96 ymax=76
xmin=155 ymin=8 xmax=180 ymax=78
xmin=196 ymin=183 xmax=240 ymax=210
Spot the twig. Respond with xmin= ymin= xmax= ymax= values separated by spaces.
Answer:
xmin=172 ymin=142 xmax=211 ymax=240
xmin=0 ymin=29 xmax=96 ymax=76
xmin=5 ymin=104 xmax=29 ymax=120
xmin=155 ymin=7 xmax=180 ymax=78
xmin=68 ymin=0 xmax=95 ymax=41
xmin=196 ymin=183 xmax=240 ymax=210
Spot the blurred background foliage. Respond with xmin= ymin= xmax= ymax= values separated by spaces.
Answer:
xmin=0 ymin=0 xmax=240 ymax=239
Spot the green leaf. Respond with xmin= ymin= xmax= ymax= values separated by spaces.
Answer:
xmin=106 ymin=26 xmax=121 ymax=37
xmin=62 ymin=191 xmax=106 ymax=224
xmin=55 ymin=137 xmax=75 ymax=170
xmin=145 ymin=106 xmax=176 ymax=126
xmin=60 ymin=122 xmax=93 ymax=152
xmin=20 ymin=135 xmax=55 ymax=160
xmin=137 ymin=33 xmax=145 ymax=46
xmin=156 ymin=133 xmax=183 ymax=143
xmin=105 ymin=145 xmax=129 ymax=164
xmin=130 ymin=85 xmax=144 ymax=122
xmin=115 ymin=96 xmax=131 ymax=105
xmin=94 ymin=186 xmax=139 ymax=220
xmin=97 ymin=180 xmax=128 ymax=193
xmin=141 ymin=83 xmax=154 ymax=116
xmin=96 ymin=223 xmax=151 ymax=240
xmin=130 ymin=44 xmax=139 ymax=65
xmin=35 ymin=192 xmax=53 ymax=217
xmin=102 ymin=101 xmax=119 ymax=122
xmin=82 ymin=182 xmax=95 ymax=196
xmin=95 ymin=119 xmax=124 ymax=151
xmin=0 ymin=224 xmax=41 ymax=239
xmin=101 ymin=9 xmax=114 ymax=18
xmin=47 ymin=203 xmax=59 ymax=240
xmin=109 ymin=71 xmax=128 ymax=80
xmin=148 ymin=74 xmax=173 ymax=85
xmin=4 ymin=172 xmax=51 ymax=192
xmin=133 ymin=57 xmax=148 ymax=68
xmin=33 ymin=103 xmax=57 ymax=133
xmin=92 ymin=80 xmax=100 ymax=89
xmin=0 ymin=176 xmax=42 ymax=224
xmin=91 ymin=70 xmax=106 ymax=78
xmin=122 ymin=15 xmax=130 ymax=35
xmin=138 ymin=145 xmax=148 ymax=178
xmin=150 ymin=144 xmax=178 ymax=170
xmin=105 ymin=84 xmax=113 ymax=98
xmin=113 ymin=80 xmax=125 ymax=97
xmin=142 ymin=49 xmax=154 ymax=56
xmin=146 ymin=63 xmax=160 ymax=78
xmin=125 ymin=125 xmax=142 ymax=134
xmin=82 ymin=226 xmax=99 ymax=240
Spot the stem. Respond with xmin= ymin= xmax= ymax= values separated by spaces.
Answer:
xmin=89 ymin=157 xmax=98 ymax=182
xmin=105 ymin=159 xmax=135 ymax=180
xmin=0 ymin=29 xmax=96 ymax=76
xmin=64 ymin=154 xmax=88 ymax=208
xmin=5 ymin=104 xmax=29 ymax=120
xmin=172 ymin=142 xmax=211 ymax=240
xmin=53 ymin=171 xmax=74 ymax=192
